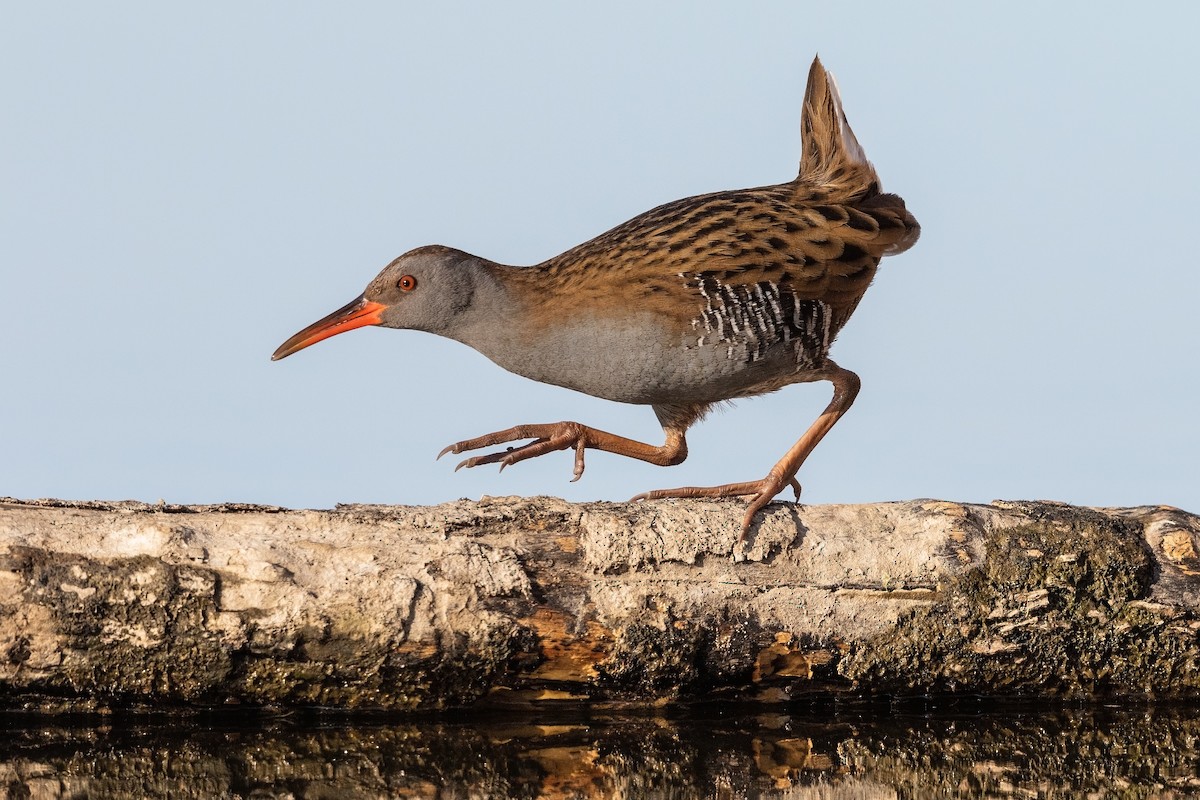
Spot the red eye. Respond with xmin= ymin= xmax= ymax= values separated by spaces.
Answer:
xmin=398 ymin=275 xmax=417 ymax=291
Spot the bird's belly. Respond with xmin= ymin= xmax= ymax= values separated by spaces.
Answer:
xmin=476 ymin=314 xmax=818 ymax=406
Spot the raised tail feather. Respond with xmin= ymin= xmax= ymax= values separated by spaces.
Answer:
xmin=799 ymin=55 xmax=919 ymax=255
xmin=799 ymin=56 xmax=876 ymax=198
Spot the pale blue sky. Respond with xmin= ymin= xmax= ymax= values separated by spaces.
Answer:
xmin=3 ymin=3 xmax=1197 ymax=513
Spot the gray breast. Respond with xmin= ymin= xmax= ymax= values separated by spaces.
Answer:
xmin=473 ymin=301 xmax=831 ymax=407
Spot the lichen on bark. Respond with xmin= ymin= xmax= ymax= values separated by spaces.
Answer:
xmin=839 ymin=502 xmax=1198 ymax=697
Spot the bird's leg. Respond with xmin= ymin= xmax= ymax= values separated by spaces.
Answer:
xmin=439 ymin=423 xmax=687 ymax=482
xmin=632 ymin=364 xmax=861 ymax=542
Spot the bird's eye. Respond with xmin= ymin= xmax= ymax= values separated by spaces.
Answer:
xmin=398 ymin=275 xmax=417 ymax=291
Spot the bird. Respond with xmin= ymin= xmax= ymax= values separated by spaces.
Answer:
xmin=272 ymin=56 xmax=920 ymax=540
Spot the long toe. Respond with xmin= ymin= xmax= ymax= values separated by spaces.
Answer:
xmin=631 ymin=475 xmax=796 ymax=543
xmin=441 ymin=422 xmax=591 ymax=480
xmin=630 ymin=480 xmax=772 ymax=502
xmin=440 ymin=420 xmax=685 ymax=484
xmin=438 ymin=424 xmax=546 ymax=460
xmin=453 ymin=443 xmax=526 ymax=472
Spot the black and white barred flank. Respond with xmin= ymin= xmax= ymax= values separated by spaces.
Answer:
xmin=683 ymin=271 xmax=832 ymax=366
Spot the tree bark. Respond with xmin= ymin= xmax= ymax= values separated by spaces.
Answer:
xmin=1 ymin=496 xmax=1197 ymax=711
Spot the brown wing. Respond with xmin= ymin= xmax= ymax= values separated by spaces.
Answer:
xmin=526 ymin=182 xmax=917 ymax=339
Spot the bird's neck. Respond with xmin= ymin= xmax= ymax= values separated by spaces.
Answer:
xmin=437 ymin=259 xmax=537 ymax=357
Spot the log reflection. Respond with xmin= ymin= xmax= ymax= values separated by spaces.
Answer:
xmin=0 ymin=706 xmax=1198 ymax=798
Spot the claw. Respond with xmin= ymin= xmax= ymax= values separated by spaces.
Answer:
xmin=569 ymin=438 xmax=587 ymax=482
xmin=437 ymin=444 xmax=456 ymax=461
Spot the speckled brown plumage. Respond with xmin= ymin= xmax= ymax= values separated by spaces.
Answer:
xmin=517 ymin=181 xmax=914 ymax=338
xmin=273 ymin=56 xmax=920 ymax=541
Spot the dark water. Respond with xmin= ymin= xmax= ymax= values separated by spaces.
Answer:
xmin=2 ymin=704 xmax=1199 ymax=798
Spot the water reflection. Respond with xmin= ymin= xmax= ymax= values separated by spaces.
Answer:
xmin=1 ymin=705 xmax=1198 ymax=798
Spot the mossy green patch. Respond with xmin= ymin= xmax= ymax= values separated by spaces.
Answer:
xmin=841 ymin=503 xmax=1200 ymax=698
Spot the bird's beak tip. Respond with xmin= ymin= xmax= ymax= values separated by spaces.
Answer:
xmin=271 ymin=295 xmax=387 ymax=361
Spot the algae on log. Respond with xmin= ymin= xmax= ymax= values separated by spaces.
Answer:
xmin=0 ymin=496 xmax=1197 ymax=710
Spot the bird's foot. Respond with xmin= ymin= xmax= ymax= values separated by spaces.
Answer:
xmin=630 ymin=474 xmax=801 ymax=542
xmin=438 ymin=422 xmax=591 ymax=481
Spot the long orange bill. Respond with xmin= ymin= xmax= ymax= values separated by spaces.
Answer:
xmin=271 ymin=295 xmax=387 ymax=361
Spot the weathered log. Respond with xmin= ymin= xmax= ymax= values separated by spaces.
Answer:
xmin=1 ymin=496 xmax=1197 ymax=710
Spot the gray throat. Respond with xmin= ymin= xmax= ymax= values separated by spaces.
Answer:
xmin=437 ymin=261 xmax=527 ymax=362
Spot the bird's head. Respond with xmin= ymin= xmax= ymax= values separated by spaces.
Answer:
xmin=271 ymin=245 xmax=483 ymax=361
